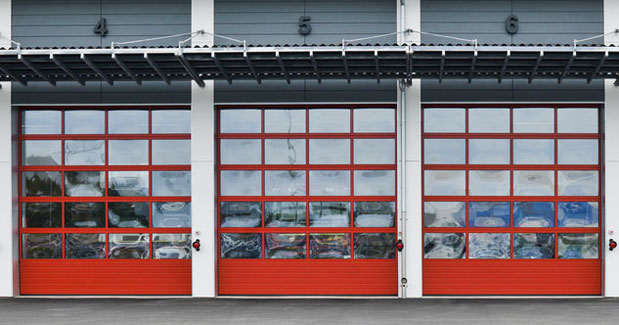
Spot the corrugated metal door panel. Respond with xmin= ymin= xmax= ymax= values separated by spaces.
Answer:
xmin=423 ymin=260 xmax=601 ymax=295
xmin=20 ymin=260 xmax=191 ymax=295
xmin=219 ymin=260 xmax=397 ymax=295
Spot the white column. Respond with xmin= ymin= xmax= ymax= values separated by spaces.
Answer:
xmin=191 ymin=0 xmax=216 ymax=297
xmin=397 ymin=0 xmax=422 ymax=298
xmin=604 ymin=0 xmax=619 ymax=297
xmin=0 ymin=0 xmax=14 ymax=298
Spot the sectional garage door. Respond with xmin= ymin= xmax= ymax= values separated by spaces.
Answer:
xmin=216 ymin=105 xmax=398 ymax=295
xmin=19 ymin=107 xmax=192 ymax=295
xmin=422 ymin=104 xmax=601 ymax=295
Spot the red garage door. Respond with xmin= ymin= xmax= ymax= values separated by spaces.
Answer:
xmin=19 ymin=107 xmax=192 ymax=295
xmin=422 ymin=104 xmax=601 ymax=295
xmin=217 ymin=105 xmax=398 ymax=295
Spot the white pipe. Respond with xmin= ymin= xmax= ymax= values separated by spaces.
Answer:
xmin=399 ymin=0 xmax=408 ymax=299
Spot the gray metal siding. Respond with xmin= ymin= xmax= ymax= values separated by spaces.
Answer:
xmin=214 ymin=0 xmax=397 ymax=103
xmin=12 ymin=0 xmax=191 ymax=104
xmin=420 ymin=0 xmax=604 ymax=102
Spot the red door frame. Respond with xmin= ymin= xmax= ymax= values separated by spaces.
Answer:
xmin=421 ymin=103 xmax=602 ymax=295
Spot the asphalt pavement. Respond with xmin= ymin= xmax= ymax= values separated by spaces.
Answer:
xmin=1 ymin=297 xmax=619 ymax=324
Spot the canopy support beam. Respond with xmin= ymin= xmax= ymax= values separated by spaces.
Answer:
xmin=144 ymin=53 xmax=170 ymax=85
xmin=528 ymin=51 xmax=544 ymax=84
xmin=310 ymin=51 xmax=321 ymax=84
xmin=176 ymin=52 xmax=205 ymax=87
xmin=588 ymin=52 xmax=608 ymax=84
xmin=81 ymin=54 xmax=113 ymax=85
xmin=558 ymin=51 xmax=575 ymax=84
xmin=112 ymin=53 xmax=141 ymax=85
xmin=276 ymin=51 xmax=290 ymax=84
xmin=19 ymin=54 xmax=55 ymax=86
xmin=0 ymin=64 xmax=26 ymax=86
xmin=50 ymin=54 xmax=84 ymax=85
xmin=244 ymin=53 xmax=260 ymax=84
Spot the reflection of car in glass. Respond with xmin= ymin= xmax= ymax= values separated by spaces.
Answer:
xmin=24 ymin=203 xmax=60 ymax=227
xmin=354 ymin=233 xmax=395 ymax=259
xmin=108 ymin=202 xmax=149 ymax=228
xmin=66 ymin=202 xmax=104 ymax=227
xmin=153 ymin=202 xmax=191 ymax=228
xmin=310 ymin=234 xmax=349 ymax=259
xmin=469 ymin=234 xmax=510 ymax=259
xmin=514 ymin=202 xmax=554 ymax=227
xmin=354 ymin=202 xmax=395 ymax=227
xmin=513 ymin=233 xmax=554 ymax=259
xmin=265 ymin=202 xmax=305 ymax=227
xmin=220 ymin=233 xmax=261 ymax=258
xmin=25 ymin=234 xmax=61 ymax=259
xmin=154 ymin=246 xmax=191 ymax=259
xmin=220 ymin=202 xmax=261 ymax=227
xmin=109 ymin=176 xmax=147 ymax=196
xmin=470 ymin=203 xmax=509 ymax=227
xmin=266 ymin=234 xmax=305 ymax=259
xmin=424 ymin=233 xmax=465 ymax=259
xmin=65 ymin=234 xmax=105 ymax=259
xmin=559 ymin=234 xmax=598 ymax=259
xmin=109 ymin=234 xmax=149 ymax=259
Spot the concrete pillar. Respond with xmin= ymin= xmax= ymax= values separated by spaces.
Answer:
xmin=397 ymin=0 xmax=422 ymax=298
xmin=191 ymin=0 xmax=216 ymax=297
xmin=0 ymin=0 xmax=15 ymax=297
xmin=604 ymin=0 xmax=619 ymax=297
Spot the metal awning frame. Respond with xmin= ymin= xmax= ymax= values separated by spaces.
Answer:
xmin=0 ymin=44 xmax=618 ymax=86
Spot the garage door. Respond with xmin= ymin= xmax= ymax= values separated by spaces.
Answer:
xmin=217 ymin=105 xmax=398 ymax=295
xmin=19 ymin=107 xmax=192 ymax=295
xmin=422 ymin=104 xmax=601 ymax=295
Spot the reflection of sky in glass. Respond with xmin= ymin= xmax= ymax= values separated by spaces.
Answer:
xmin=424 ymin=109 xmax=465 ymax=133
xmin=220 ymin=139 xmax=261 ymax=165
xmin=23 ymin=140 xmax=61 ymax=166
xmin=265 ymin=109 xmax=305 ymax=133
xmin=220 ymin=170 xmax=261 ymax=196
xmin=65 ymin=140 xmax=105 ymax=165
xmin=152 ymin=110 xmax=191 ymax=134
xmin=514 ymin=233 xmax=554 ymax=259
xmin=108 ymin=110 xmax=148 ymax=134
xmin=310 ymin=139 xmax=350 ymax=164
xmin=558 ymin=202 xmax=598 ymax=227
xmin=354 ymin=139 xmax=395 ymax=164
xmin=265 ymin=139 xmax=305 ymax=165
xmin=424 ymin=202 xmax=465 ymax=227
xmin=468 ymin=109 xmax=510 ymax=133
xmin=220 ymin=109 xmax=261 ymax=133
xmin=354 ymin=170 xmax=395 ymax=196
xmin=558 ymin=171 xmax=599 ymax=196
xmin=354 ymin=109 xmax=395 ymax=133
xmin=514 ymin=170 xmax=554 ymax=196
xmin=153 ymin=171 xmax=191 ymax=196
xmin=469 ymin=202 xmax=510 ymax=227
xmin=514 ymin=202 xmax=554 ymax=227
xmin=22 ymin=110 xmax=61 ymax=134
xmin=109 ymin=140 xmax=148 ymax=165
xmin=557 ymin=109 xmax=598 ymax=133
xmin=558 ymin=139 xmax=598 ymax=165
xmin=424 ymin=139 xmax=465 ymax=164
xmin=153 ymin=202 xmax=191 ymax=228
xmin=469 ymin=139 xmax=510 ymax=164
xmin=309 ymin=109 xmax=350 ymax=133
xmin=469 ymin=170 xmax=510 ymax=196
xmin=152 ymin=140 xmax=190 ymax=165
xmin=514 ymin=139 xmax=554 ymax=165
xmin=265 ymin=170 xmax=306 ymax=196
xmin=513 ymin=108 xmax=554 ymax=133
xmin=65 ymin=110 xmax=105 ymax=134
xmin=309 ymin=170 xmax=350 ymax=196
xmin=424 ymin=170 xmax=466 ymax=196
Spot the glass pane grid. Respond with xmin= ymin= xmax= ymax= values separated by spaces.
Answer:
xmin=19 ymin=107 xmax=192 ymax=261
xmin=217 ymin=106 xmax=397 ymax=260
xmin=422 ymin=105 xmax=601 ymax=260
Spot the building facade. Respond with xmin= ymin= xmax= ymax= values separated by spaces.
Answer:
xmin=0 ymin=0 xmax=618 ymax=297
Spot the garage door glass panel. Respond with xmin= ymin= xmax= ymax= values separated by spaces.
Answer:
xmin=65 ymin=111 xmax=105 ymax=134
xmin=152 ymin=140 xmax=190 ymax=165
xmin=265 ymin=233 xmax=306 ymax=259
xmin=65 ymin=202 xmax=105 ymax=228
xmin=354 ymin=170 xmax=395 ymax=196
xmin=220 ymin=170 xmax=261 ymax=196
xmin=22 ymin=171 xmax=61 ymax=197
xmin=22 ymin=140 xmax=61 ymax=166
xmin=514 ymin=170 xmax=554 ymax=196
xmin=558 ymin=171 xmax=599 ymax=196
xmin=469 ymin=139 xmax=510 ymax=165
xmin=65 ymin=171 xmax=105 ymax=197
xmin=424 ymin=202 xmax=465 ymax=227
xmin=309 ymin=170 xmax=350 ymax=196
xmin=220 ymin=233 xmax=262 ymax=259
xmin=309 ymin=139 xmax=350 ymax=164
xmin=424 ymin=139 xmax=465 ymax=164
xmin=153 ymin=171 xmax=191 ymax=197
xmin=220 ymin=202 xmax=262 ymax=228
xmin=108 ymin=202 xmax=149 ymax=228
xmin=469 ymin=233 xmax=510 ymax=259
xmin=22 ymin=233 xmax=62 ymax=259
xmin=109 ymin=140 xmax=148 ymax=165
xmin=265 ymin=170 xmax=306 ymax=196
xmin=108 ymin=171 xmax=148 ymax=197
xmin=265 ymin=139 xmax=305 ymax=165
xmin=513 ymin=108 xmax=554 ymax=133
xmin=468 ymin=108 xmax=510 ymax=133
xmin=309 ymin=109 xmax=350 ymax=133
xmin=424 ymin=233 xmax=465 ymax=259
xmin=354 ymin=233 xmax=396 ymax=259
xmin=558 ymin=140 xmax=598 ymax=165
xmin=513 ymin=233 xmax=555 ymax=259
xmin=424 ymin=170 xmax=465 ymax=196
xmin=469 ymin=170 xmax=510 ymax=196
xmin=469 ymin=202 xmax=510 ymax=227
xmin=265 ymin=109 xmax=306 ymax=133
xmin=220 ymin=139 xmax=261 ymax=165
xmin=153 ymin=202 xmax=191 ymax=228
xmin=558 ymin=233 xmax=598 ymax=259
xmin=22 ymin=110 xmax=61 ymax=134
xmin=65 ymin=234 xmax=106 ymax=259
xmin=108 ymin=110 xmax=148 ymax=134
xmin=354 ymin=201 xmax=395 ymax=227
xmin=514 ymin=139 xmax=554 ymax=165
xmin=265 ymin=202 xmax=306 ymax=227
xmin=558 ymin=202 xmax=598 ymax=227
xmin=309 ymin=234 xmax=350 ymax=259
xmin=424 ymin=108 xmax=465 ymax=133
xmin=220 ymin=109 xmax=261 ymax=133
xmin=354 ymin=109 xmax=395 ymax=133
xmin=22 ymin=202 xmax=61 ymax=228
xmin=514 ymin=202 xmax=555 ymax=227
xmin=309 ymin=202 xmax=350 ymax=227
xmin=558 ymin=109 xmax=598 ymax=133
xmin=354 ymin=139 xmax=395 ymax=164
xmin=108 ymin=234 xmax=149 ymax=259
xmin=65 ymin=140 xmax=105 ymax=166
xmin=153 ymin=234 xmax=191 ymax=259
xmin=152 ymin=110 xmax=191 ymax=134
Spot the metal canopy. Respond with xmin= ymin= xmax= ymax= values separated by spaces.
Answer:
xmin=0 ymin=44 xmax=618 ymax=86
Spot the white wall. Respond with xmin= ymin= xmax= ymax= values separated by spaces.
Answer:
xmin=604 ymin=0 xmax=619 ymax=296
xmin=0 ymin=0 xmax=14 ymax=297
xmin=397 ymin=0 xmax=422 ymax=298
xmin=191 ymin=0 xmax=216 ymax=297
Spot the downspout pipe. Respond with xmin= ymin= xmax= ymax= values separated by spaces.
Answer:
xmin=399 ymin=0 xmax=408 ymax=299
